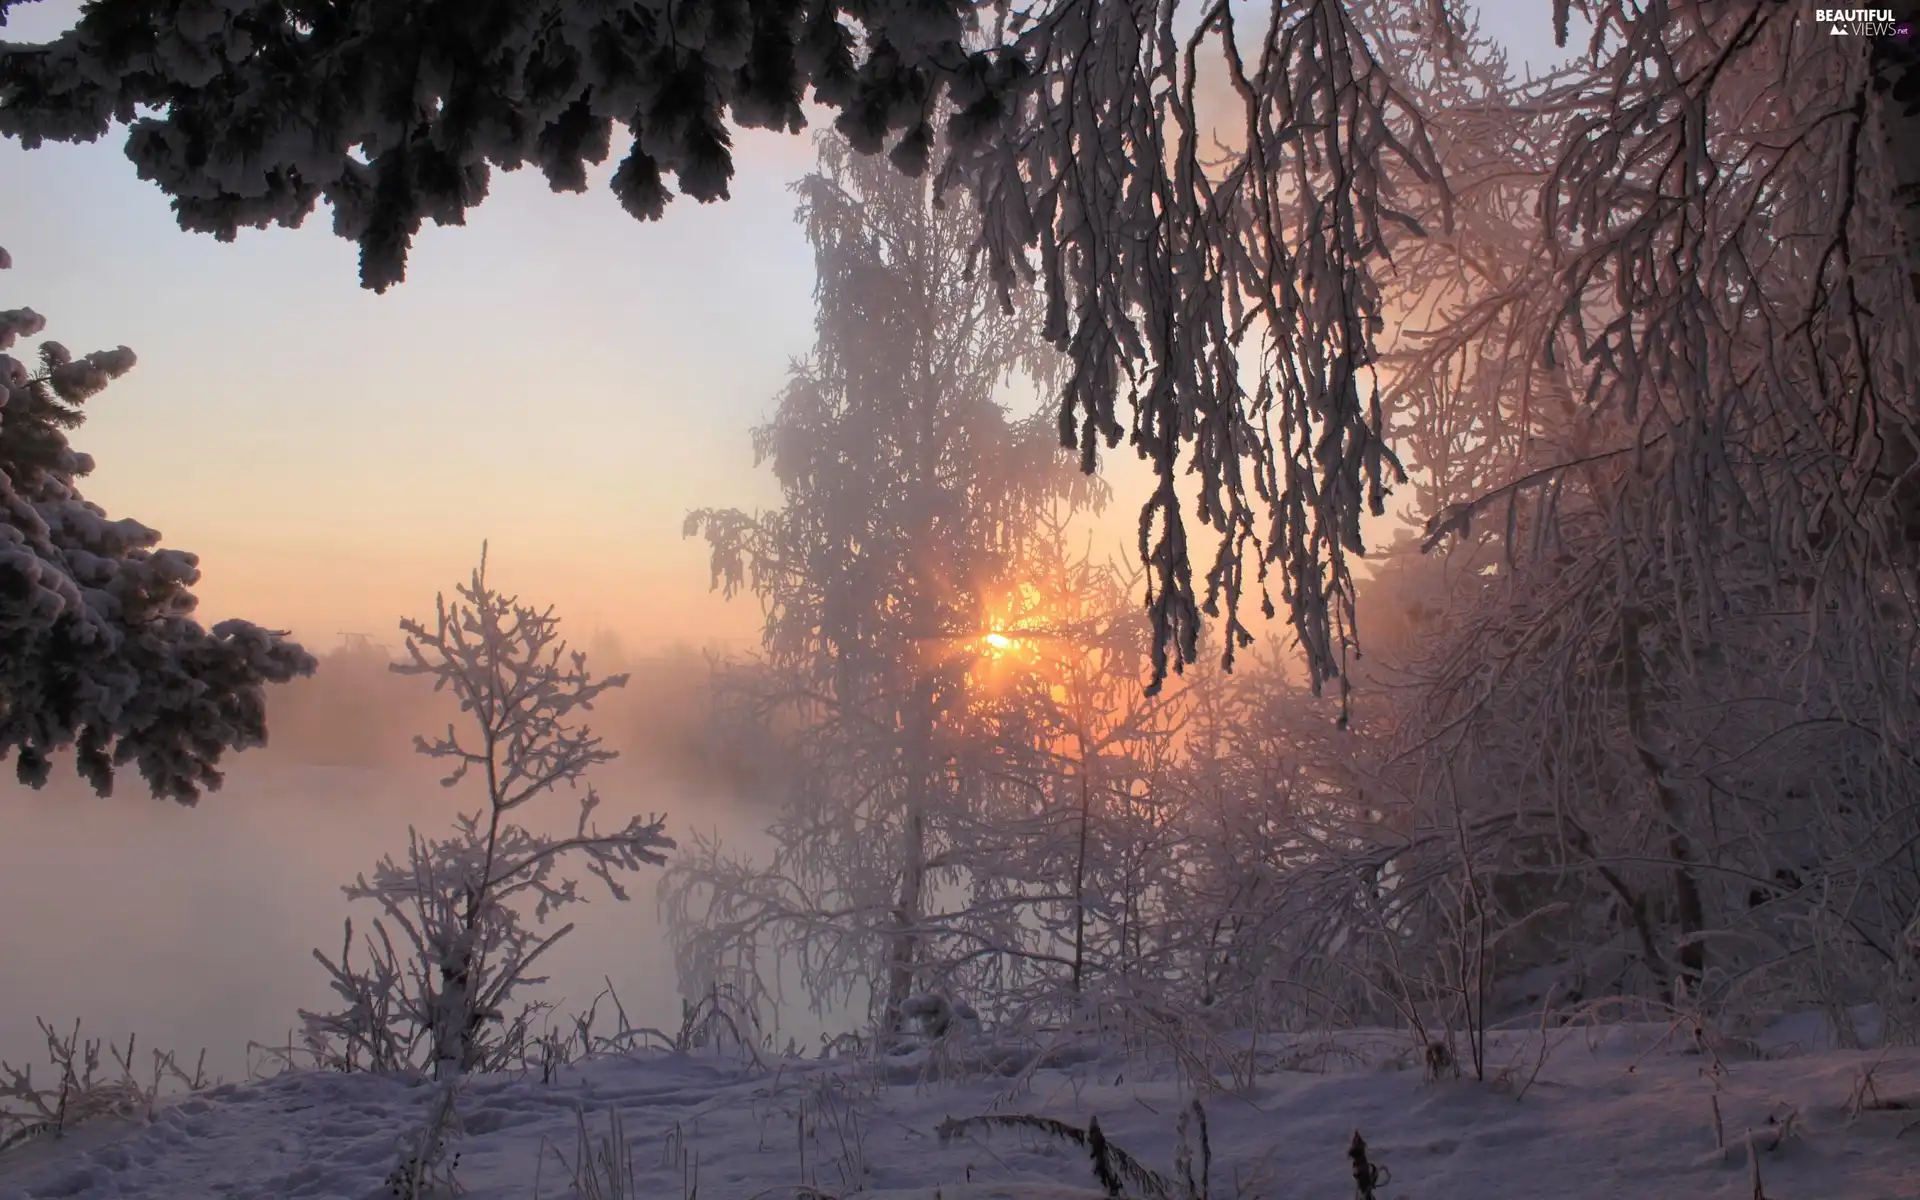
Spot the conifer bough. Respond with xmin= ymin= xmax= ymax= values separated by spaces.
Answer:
xmin=0 ymin=247 xmax=316 ymax=801
xmin=20 ymin=3 xmax=1910 ymax=703
xmin=1 ymin=0 xmax=1451 ymax=697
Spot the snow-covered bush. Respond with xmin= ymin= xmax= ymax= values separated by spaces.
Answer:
xmin=0 ymin=244 xmax=314 ymax=802
xmin=0 ymin=1018 xmax=210 ymax=1154
xmin=1211 ymin=2 xmax=1920 ymax=1050
xmin=898 ymin=992 xmax=978 ymax=1040
xmin=300 ymin=548 xmax=674 ymax=1080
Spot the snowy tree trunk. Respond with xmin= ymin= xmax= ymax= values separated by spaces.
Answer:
xmin=432 ymin=871 xmax=500 ymax=1080
xmin=1870 ymin=41 xmax=1920 ymax=554
xmin=886 ymin=679 xmax=935 ymax=1032
xmin=1620 ymin=607 xmax=1706 ymax=999
xmin=434 ymin=808 xmax=501 ymax=1080
xmin=1070 ymin=743 xmax=1095 ymax=997
xmin=433 ymin=934 xmax=476 ymax=1080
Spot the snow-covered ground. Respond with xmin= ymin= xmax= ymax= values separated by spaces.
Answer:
xmin=1 ymin=1016 xmax=1915 ymax=1199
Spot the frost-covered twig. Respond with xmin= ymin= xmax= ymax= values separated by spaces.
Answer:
xmin=385 ymin=1078 xmax=464 ymax=1199
xmin=0 ymin=1019 xmax=210 ymax=1156
xmin=935 ymin=1111 xmax=1176 ymax=1200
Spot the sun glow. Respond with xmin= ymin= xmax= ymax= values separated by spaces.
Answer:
xmin=981 ymin=632 xmax=1017 ymax=654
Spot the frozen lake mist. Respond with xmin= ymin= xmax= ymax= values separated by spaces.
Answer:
xmin=0 ymin=751 xmax=771 ymax=1086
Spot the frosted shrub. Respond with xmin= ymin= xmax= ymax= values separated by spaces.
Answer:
xmin=300 ymin=548 xmax=674 ymax=1080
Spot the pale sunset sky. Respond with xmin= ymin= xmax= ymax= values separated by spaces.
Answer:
xmin=0 ymin=0 xmax=1569 ymax=658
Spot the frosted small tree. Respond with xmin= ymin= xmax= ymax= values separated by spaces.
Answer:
xmin=301 ymin=546 xmax=674 ymax=1080
xmin=666 ymin=130 xmax=1096 ymax=1037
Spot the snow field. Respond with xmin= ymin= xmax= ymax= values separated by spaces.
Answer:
xmin=1 ymin=1018 xmax=1915 ymax=1199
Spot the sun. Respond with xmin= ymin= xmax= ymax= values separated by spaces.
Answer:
xmin=981 ymin=632 xmax=1017 ymax=655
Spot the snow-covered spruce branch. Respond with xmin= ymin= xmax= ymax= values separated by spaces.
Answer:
xmin=3 ymin=0 xmax=1447 ymax=697
xmin=0 ymin=243 xmax=314 ymax=801
xmin=301 ymin=548 xmax=673 ymax=1080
